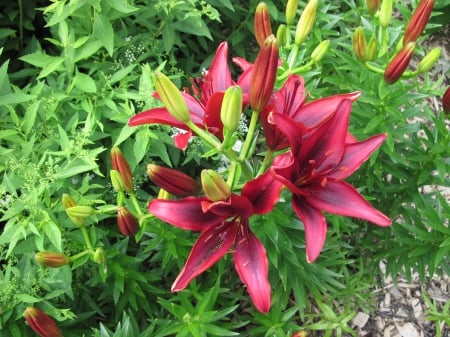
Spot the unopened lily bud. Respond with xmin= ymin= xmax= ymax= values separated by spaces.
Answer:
xmin=66 ymin=205 xmax=95 ymax=219
xmin=24 ymin=307 xmax=63 ymax=337
xmin=286 ymin=0 xmax=299 ymax=26
xmin=254 ymin=2 xmax=272 ymax=47
xmin=154 ymin=72 xmax=190 ymax=122
xmin=443 ymin=86 xmax=450 ymax=114
xmin=418 ymin=47 xmax=441 ymax=73
xmin=294 ymin=0 xmax=319 ymax=46
xmin=110 ymin=169 xmax=126 ymax=192
xmin=201 ymin=169 xmax=231 ymax=202
xmin=110 ymin=147 xmax=134 ymax=193
xmin=250 ymin=34 xmax=278 ymax=112
xmin=384 ymin=42 xmax=415 ymax=84
xmin=403 ymin=0 xmax=434 ymax=45
xmin=148 ymin=164 xmax=200 ymax=197
xmin=117 ymin=207 xmax=139 ymax=236
xmin=379 ymin=0 xmax=393 ymax=28
xmin=367 ymin=36 xmax=378 ymax=61
xmin=35 ymin=252 xmax=70 ymax=268
xmin=353 ymin=27 xmax=368 ymax=62
xmin=62 ymin=193 xmax=76 ymax=209
xmin=311 ymin=40 xmax=330 ymax=63
xmin=93 ymin=247 xmax=107 ymax=265
xmin=366 ymin=0 xmax=381 ymax=15
xmin=221 ymin=86 xmax=243 ymax=133
xmin=276 ymin=24 xmax=287 ymax=47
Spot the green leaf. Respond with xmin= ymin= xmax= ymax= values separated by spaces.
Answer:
xmin=43 ymin=221 xmax=62 ymax=251
xmin=75 ymin=39 xmax=103 ymax=62
xmin=38 ymin=56 xmax=65 ymax=79
xmin=55 ymin=158 xmax=98 ymax=179
xmin=0 ymin=92 xmax=33 ymax=105
xmin=110 ymin=64 xmax=136 ymax=84
xmin=94 ymin=14 xmax=114 ymax=56
xmin=22 ymin=101 xmax=40 ymax=135
xmin=105 ymin=0 xmax=139 ymax=13
xmin=16 ymin=294 xmax=41 ymax=303
xmin=74 ymin=72 xmax=97 ymax=93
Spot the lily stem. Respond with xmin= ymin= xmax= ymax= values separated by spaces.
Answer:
xmin=239 ymin=110 xmax=259 ymax=162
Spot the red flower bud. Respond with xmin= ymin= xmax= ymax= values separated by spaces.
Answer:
xmin=443 ymin=86 xmax=450 ymax=114
xmin=254 ymin=2 xmax=272 ymax=47
xmin=384 ymin=42 xmax=415 ymax=84
xmin=147 ymin=164 xmax=200 ymax=197
xmin=403 ymin=0 xmax=434 ymax=45
xmin=35 ymin=252 xmax=70 ymax=268
xmin=24 ymin=307 xmax=63 ymax=337
xmin=110 ymin=146 xmax=134 ymax=193
xmin=250 ymin=34 xmax=278 ymax=112
xmin=366 ymin=0 xmax=381 ymax=15
xmin=117 ymin=207 xmax=139 ymax=236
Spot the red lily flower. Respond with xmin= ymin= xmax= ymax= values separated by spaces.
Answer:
xmin=129 ymin=42 xmax=235 ymax=150
xmin=260 ymin=74 xmax=361 ymax=151
xmin=270 ymin=99 xmax=391 ymax=263
xmin=148 ymin=173 xmax=283 ymax=313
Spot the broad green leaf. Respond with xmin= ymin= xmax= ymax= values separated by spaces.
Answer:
xmin=0 ymin=92 xmax=33 ymax=105
xmin=0 ymin=59 xmax=10 ymax=93
xmin=94 ymin=14 xmax=114 ymax=56
xmin=105 ymin=0 xmax=139 ymax=13
xmin=16 ymin=294 xmax=41 ymax=303
xmin=22 ymin=101 xmax=40 ymax=135
xmin=110 ymin=64 xmax=136 ymax=84
xmin=74 ymin=72 xmax=97 ymax=93
xmin=38 ymin=56 xmax=65 ymax=79
xmin=75 ymin=39 xmax=102 ymax=62
xmin=171 ymin=17 xmax=212 ymax=39
xmin=114 ymin=124 xmax=136 ymax=146
xmin=55 ymin=158 xmax=98 ymax=179
xmin=43 ymin=221 xmax=62 ymax=251
xmin=20 ymin=52 xmax=58 ymax=68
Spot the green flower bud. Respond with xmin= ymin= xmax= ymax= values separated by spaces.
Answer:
xmin=276 ymin=24 xmax=287 ymax=47
xmin=201 ymin=169 xmax=231 ymax=202
xmin=110 ymin=169 xmax=126 ymax=193
xmin=66 ymin=205 xmax=95 ymax=219
xmin=286 ymin=0 xmax=299 ymax=26
xmin=379 ymin=0 xmax=393 ymax=28
xmin=154 ymin=72 xmax=190 ymax=122
xmin=35 ymin=252 xmax=70 ymax=268
xmin=294 ymin=0 xmax=319 ymax=46
xmin=417 ymin=47 xmax=441 ymax=73
xmin=353 ymin=27 xmax=368 ymax=62
xmin=311 ymin=40 xmax=330 ymax=63
xmin=221 ymin=86 xmax=243 ymax=134
xmin=93 ymin=247 xmax=107 ymax=265
xmin=366 ymin=0 xmax=381 ymax=15
xmin=62 ymin=193 xmax=76 ymax=209
xmin=367 ymin=36 xmax=378 ymax=61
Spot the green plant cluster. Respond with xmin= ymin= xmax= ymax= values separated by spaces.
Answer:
xmin=1 ymin=0 xmax=449 ymax=336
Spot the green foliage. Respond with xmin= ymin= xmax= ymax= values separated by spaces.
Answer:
xmin=1 ymin=0 xmax=449 ymax=336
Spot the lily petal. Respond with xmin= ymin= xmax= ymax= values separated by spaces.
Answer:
xmin=173 ymin=130 xmax=192 ymax=150
xmin=298 ymin=99 xmax=352 ymax=171
xmin=269 ymin=112 xmax=307 ymax=154
xmin=270 ymin=153 xmax=305 ymax=195
xmin=128 ymin=107 xmax=187 ymax=128
xmin=292 ymin=195 xmax=328 ymax=263
xmin=296 ymin=91 xmax=360 ymax=129
xmin=306 ymin=180 xmax=392 ymax=227
xmin=172 ymin=221 xmax=238 ymax=291
xmin=148 ymin=197 xmax=225 ymax=231
xmin=234 ymin=220 xmax=271 ymax=313
xmin=242 ymin=171 xmax=283 ymax=215
xmin=207 ymin=42 xmax=234 ymax=92
xmin=328 ymin=133 xmax=387 ymax=180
